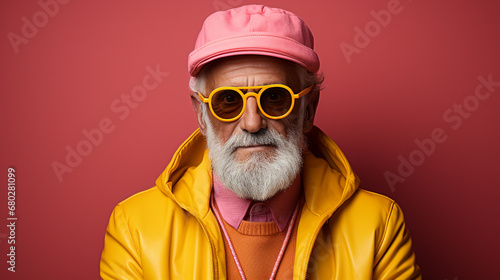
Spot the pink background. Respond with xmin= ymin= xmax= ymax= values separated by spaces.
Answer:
xmin=1 ymin=0 xmax=499 ymax=279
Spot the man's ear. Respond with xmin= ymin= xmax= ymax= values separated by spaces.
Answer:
xmin=190 ymin=92 xmax=207 ymax=136
xmin=303 ymin=89 xmax=320 ymax=133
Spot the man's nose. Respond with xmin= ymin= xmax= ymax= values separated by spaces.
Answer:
xmin=240 ymin=96 xmax=266 ymax=133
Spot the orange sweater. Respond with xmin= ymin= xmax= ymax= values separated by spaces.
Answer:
xmin=220 ymin=208 xmax=300 ymax=279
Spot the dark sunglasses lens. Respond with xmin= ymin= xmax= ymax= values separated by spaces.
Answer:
xmin=260 ymin=87 xmax=292 ymax=117
xmin=211 ymin=89 xmax=243 ymax=120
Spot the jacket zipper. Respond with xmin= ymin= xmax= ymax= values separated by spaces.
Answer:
xmin=197 ymin=216 xmax=219 ymax=280
xmin=297 ymin=214 xmax=331 ymax=280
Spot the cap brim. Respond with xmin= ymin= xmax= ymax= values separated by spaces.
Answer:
xmin=188 ymin=33 xmax=319 ymax=76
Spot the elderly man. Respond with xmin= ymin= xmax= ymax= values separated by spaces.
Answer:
xmin=100 ymin=5 xmax=421 ymax=279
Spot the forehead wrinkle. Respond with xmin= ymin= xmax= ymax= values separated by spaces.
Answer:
xmin=215 ymin=69 xmax=288 ymax=88
xmin=206 ymin=56 xmax=292 ymax=91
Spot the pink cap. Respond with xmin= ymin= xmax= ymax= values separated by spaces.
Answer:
xmin=188 ymin=5 xmax=320 ymax=77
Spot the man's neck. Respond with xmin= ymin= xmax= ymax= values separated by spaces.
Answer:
xmin=211 ymin=173 xmax=302 ymax=231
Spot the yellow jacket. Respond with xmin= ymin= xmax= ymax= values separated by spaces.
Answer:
xmin=100 ymin=127 xmax=421 ymax=279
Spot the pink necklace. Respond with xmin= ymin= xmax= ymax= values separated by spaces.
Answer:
xmin=212 ymin=199 xmax=300 ymax=280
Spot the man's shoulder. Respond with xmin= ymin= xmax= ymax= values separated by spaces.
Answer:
xmin=350 ymin=188 xmax=405 ymax=217
xmin=117 ymin=186 xmax=167 ymax=206
xmin=350 ymin=188 xmax=397 ymax=209
xmin=112 ymin=186 xmax=183 ymax=220
xmin=331 ymin=188 xmax=404 ymax=230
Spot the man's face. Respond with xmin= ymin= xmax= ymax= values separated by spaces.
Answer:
xmin=192 ymin=55 xmax=317 ymax=201
xmin=201 ymin=55 xmax=303 ymax=159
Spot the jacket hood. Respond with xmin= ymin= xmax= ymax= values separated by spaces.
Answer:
xmin=155 ymin=126 xmax=360 ymax=219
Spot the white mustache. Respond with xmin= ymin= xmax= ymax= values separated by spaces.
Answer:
xmin=224 ymin=129 xmax=282 ymax=152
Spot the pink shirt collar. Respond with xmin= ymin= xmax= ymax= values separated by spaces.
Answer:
xmin=212 ymin=173 xmax=301 ymax=232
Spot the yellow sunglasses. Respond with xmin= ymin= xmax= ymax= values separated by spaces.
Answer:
xmin=198 ymin=84 xmax=313 ymax=122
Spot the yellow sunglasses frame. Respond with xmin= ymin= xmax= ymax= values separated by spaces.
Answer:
xmin=198 ymin=84 xmax=313 ymax=122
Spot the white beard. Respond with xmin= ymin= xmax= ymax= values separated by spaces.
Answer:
xmin=202 ymin=105 xmax=305 ymax=201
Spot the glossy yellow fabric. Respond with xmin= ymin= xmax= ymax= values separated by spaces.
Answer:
xmin=100 ymin=126 xmax=421 ymax=279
